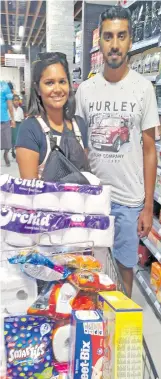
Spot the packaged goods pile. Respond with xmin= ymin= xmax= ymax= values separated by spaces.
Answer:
xmin=0 ymin=174 xmax=143 ymax=378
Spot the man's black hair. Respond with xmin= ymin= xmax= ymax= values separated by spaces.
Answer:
xmin=99 ymin=6 xmax=132 ymax=37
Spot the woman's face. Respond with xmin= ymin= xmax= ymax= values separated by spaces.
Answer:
xmin=39 ymin=63 xmax=70 ymax=111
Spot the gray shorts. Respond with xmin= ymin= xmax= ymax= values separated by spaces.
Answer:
xmin=0 ymin=121 xmax=12 ymax=150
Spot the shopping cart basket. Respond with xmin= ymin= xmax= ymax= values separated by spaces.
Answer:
xmin=106 ymin=248 xmax=160 ymax=379
xmin=1 ymin=243 xmax=160 ymax=378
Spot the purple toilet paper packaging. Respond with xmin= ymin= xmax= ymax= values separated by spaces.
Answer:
xmin=0 ymin=207 xmax=110 ymax=235
xmin=0 ymin=174 xmax=103 ymax=196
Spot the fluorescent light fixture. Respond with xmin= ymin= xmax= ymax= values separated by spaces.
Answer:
xmin=12 ymin=44 xmax=21 ymax=51
xmin=0 ymin=37 xmax=4 ymax=45
xmin=19 ymin=26 xmax=24 ymax=38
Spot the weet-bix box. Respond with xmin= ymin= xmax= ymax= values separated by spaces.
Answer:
xmin=68 ymin=310 xmax=106 ymax=379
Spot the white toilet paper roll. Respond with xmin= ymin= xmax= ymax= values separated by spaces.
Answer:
xmin=89 ymin=216 xmax=115 ymax=247
xmin=60 ymin=192 xmax=85 ymax=213
xmin=0 ymin=173 xmax=10 ymax=187
xmin=2 ymin=276 xmax=37 ymax=314
xmin=38 ymin=230 xmax=62 ymax=246
xmin=0 ymin=191 xmax=6 ymax=205
xmin=5 ymin=193 xmax=33 ymax=209
xmin=85 ymin=185 xmax=111 ymax=215
xmin=33 ymin=193 xmax=60 ymax=211
xmin=52 ymin=324 xmax=71 ymax=362
xmin=62 ymin=228 xmax=89 ymax=245
xmin=5 ymin=231 xmax=34 ymax=247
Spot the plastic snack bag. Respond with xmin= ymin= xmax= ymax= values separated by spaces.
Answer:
xmin=9 ymin=252 xmax=72 ymax=281
xmin=28 ymin=282 xmax=79 ymax=319
xmin=68 ymin=271 xmax=116 ymax=292
xmin=4 ymin=315 xmax=56 ymax=379
xmin=52 ymin=254 xmax=102 ymax=271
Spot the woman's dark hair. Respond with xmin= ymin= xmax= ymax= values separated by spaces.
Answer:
xmin=28 ymin=52 xmax=75 ymax=121
xmin=99 ymin=6 xmax=132 ymax=37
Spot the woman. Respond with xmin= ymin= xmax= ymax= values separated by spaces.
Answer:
xmin=16 ymin=52 xmax=88 ymax=179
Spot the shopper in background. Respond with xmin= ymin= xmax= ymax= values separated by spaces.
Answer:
xmin=16 ymin=52 xmax=88 ymax=179
xmin=0 ymin=80 xmax=15 ymax=166
xmin=76 ymin=6 xmax=159 ymax=297
xmin=12 ymin=94 xmax=24 ymax=159
xmin=20 ymin=90 xmax=27 ymax=116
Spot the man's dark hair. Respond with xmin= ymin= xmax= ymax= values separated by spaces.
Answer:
xmin=99 ymin=6 xmax=132 ymax=37
xmin=28 ymin=52 xmax=75 ymax=121
xmin=13 ymin=94 xmax=20 ymax=100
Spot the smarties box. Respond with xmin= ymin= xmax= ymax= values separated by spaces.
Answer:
xmin=98 ymin=291 xmax=143 ymax=379
xmin=68 ymin=310 xmax=106 ymax=379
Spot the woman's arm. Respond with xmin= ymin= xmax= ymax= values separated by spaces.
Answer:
xmin=16 ymin=148 xmax=39 ymax=179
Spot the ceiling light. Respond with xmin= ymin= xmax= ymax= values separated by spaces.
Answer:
xmin=0 ymin=37 xmax=4 ymax=45
xmin=19 ymin=26 xmax=24 ymax=38
xmin=12 ymin=44 xmax=21 ymax=51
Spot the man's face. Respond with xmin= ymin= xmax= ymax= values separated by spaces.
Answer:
xmin=99 ymin=18 xmax=132 ymax=69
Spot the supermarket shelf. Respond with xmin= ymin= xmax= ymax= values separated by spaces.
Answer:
xmin=156 ymin=141 xmax=161 ymax=152
xmin=154 ymin=191 xmax=161 ymax=205
xmin=130 ymin=36 xmax=160 ymax=53
xmin=156 ymin=78 xmax=161 ymax=86
xmin=158 ymin=108 xmax=161 ymax=115
xmin=143 ymin=74 xmax=158 ymax=82
xmin=153 ymin=217 xmax=161 ymax=238
xmin=90 ymin=45 xmax=99 ymax=54
xmin=141 ymin=236 xmax=161 ymax=263
xmin=134 ymin=266 xmax=161 ymax=320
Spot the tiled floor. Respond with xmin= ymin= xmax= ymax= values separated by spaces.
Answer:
xmin=1 ymin=153 xmax=161 ymax=377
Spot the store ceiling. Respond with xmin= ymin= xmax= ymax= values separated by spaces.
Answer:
xmin=0 ymin=0 xmax=82 ymax=48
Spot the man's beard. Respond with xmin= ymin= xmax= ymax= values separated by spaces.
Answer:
xmin=105 ymin=52 xmax=128 ymax=69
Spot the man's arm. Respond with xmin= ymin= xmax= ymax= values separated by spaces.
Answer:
xmin=137 ymin=128 xmax=157 ymax=237
xmin=7 ymin=100 xmax=15 ymax=128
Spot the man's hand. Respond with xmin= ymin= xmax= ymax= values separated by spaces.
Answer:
xmin=137 ymin=206 xmax=153 ymax=238
xmin=11 ymin=120 xmax=16 ymax=128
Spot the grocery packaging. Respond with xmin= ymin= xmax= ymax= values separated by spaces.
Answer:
xmin=68 ymin=271 xmax=116 ymax=292
xmin=150 ymin=262 xmax=161 ymax=302
xmin=4 ymin=315 xmax=56 ymax=379
xmin=138 ymin=241 xmax=151 ymax=267
xmin=68 ymin=310 xmax=106 ymax=379
xmin=92 ymin=28 xmax=99 ymax=47
xmin=98 ymin=291 xmax=143 ymax=379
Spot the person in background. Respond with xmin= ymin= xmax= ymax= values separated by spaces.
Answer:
xmin=12 ymin=94 xmax=24 ymax=159
xmin=16 ymin=52 xmax=88 ymax=179
xmin=20 ymin=90 xmax=27 ymax=116
xmin=76 ymin=6 xmax=159 ymax=297
xmin=0 ymin=81 xmax=15 ymax=166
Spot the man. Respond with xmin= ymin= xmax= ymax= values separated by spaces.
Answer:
xmin=76 ymin=6 xmax=159 ymax=297
xmin=0 ymin=81 xmax=15 ymax=166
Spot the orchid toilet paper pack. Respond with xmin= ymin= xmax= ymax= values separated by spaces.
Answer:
xmin=0 ymin=174 xmax=111 ymax=215
xmin=0 ymin=206 xmax=114 ymax=247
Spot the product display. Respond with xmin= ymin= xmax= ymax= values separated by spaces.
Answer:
xmin=151 ymin=262 xmax=161 ymax=302
xmin=98 ymin=291 xmax=143 ymax=379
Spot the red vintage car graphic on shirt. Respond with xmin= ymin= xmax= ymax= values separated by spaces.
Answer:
xmin=90 ymin=117 xmax=130 ymax=152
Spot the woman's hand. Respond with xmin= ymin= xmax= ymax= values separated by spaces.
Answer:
xmin=16 ymin=147 xmax=39 ymax=179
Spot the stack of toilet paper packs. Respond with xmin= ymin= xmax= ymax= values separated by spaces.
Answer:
xmin=0 ymin=173 xmax=114 ymax=247
xmin=0 ymin=173 xmax=115 ymax=379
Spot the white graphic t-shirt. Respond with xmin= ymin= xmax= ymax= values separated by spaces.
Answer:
xmin=76 ymin=70 xmax=160 ymax=207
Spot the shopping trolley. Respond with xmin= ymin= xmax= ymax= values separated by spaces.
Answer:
xmin=1 ymin=242 xmax=160 ymax=378
xmin=106 ymin=248 xmax=160 ymax=379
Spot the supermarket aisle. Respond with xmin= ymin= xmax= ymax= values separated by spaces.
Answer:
xmin=133 ymin=280 xmax=161 ymax=376
xmin=1 ymin=152 xmax=19 ymax=177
